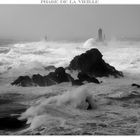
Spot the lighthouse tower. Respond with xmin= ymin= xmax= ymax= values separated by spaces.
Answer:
xmin=98 ymin=28 xmax=103 ymax=42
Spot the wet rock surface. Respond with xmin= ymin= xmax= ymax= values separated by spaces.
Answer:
xmin=11 ymin=67 xmax=74 ymax=87
xmin=11 ymin=68 xmax=100 ymax=87
xmin=78 ymin=72 xmax=100 ymax=84
xmin=69 ymin=48 xmax=123 ymax=78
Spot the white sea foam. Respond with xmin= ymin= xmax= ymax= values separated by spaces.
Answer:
xmin=18 ymin=85 xmax=96 ymax=129
xmin=1 ymin=39 xmax=140 ymax=79
xmin=18 ymin=75 xmax=140 ymax=130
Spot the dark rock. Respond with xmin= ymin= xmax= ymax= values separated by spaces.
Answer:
xmin=131 ymin=83 xmax=140 ymax=88
xmin=86 ymin=99 xmax=93 ymax=110
xmin=85 ymin=96 xmax=96 ymax=110
xmin=55 ymin=67 xmax=65 ymax=74
xmin=32 ymin=74 xmax=46 ymax=86
xmin=11 ymin=67 xmax=74 ymax=87
xmin=69 ymin=48 xmax=123 ymax=78
xmin=71 ymin=79 xmax=83 ymax=86
xmin=54 ymin=67 xmax=70 ymax=83
xmin=78 ymin=72 xmax=100 ymax=84
xmin=43 ymin=75 xmax=57 ymax=86
xmin=46 ymin=67 xmax=74 ymax=84
xmin=11 ymin=76 xmax=33 ymax=87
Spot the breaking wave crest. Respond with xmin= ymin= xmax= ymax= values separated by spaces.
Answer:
xmin=19 ymin=86 xmax=95 ymax=130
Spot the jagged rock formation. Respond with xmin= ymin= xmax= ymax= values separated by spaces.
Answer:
xmin=11 ymin=67 xmax=74 ymax=87
xmin=68 ymin=48 xmax=123 ymax=78
xmin=11 ymin=48 xmax=123 ymax=87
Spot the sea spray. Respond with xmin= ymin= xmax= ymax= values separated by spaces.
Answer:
xmin=19 ymin=85 xmax=96 ymax=130
xmin=1 ymin=40 xmax=140 ymax=80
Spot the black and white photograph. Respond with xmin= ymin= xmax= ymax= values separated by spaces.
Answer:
xmin=0 ymin=2 xmax=140 ymax=136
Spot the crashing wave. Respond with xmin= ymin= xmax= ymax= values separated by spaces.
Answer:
xmin=19 ymin=86 xmax=96 ymax=130
xmin=83 ymin=38 xmax=96 ymax=48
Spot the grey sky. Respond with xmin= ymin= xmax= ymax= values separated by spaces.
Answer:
xmin=0 ymin=5 xmax=140 ymax=41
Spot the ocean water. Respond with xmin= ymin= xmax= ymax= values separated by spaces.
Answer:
xmin=1 ymin=39 xmax=140 ymax=135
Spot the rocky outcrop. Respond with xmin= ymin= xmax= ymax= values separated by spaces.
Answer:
xmin=11 ymin=48 xmax=123 ymax=87
xmin=68 ymin=48 xmax=123 ymax=78
xmin=45 ymin=67 xmax=74 ymax=84
xmin=70 ymin=72 xmax=100 ymax=86
xmin=11 ymin=67 xmax=74 ymax=87
xmin=32 ymin=74 xmax=48 ymax=86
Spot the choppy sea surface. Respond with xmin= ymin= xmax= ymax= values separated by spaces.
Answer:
xmin=1 ymin=39 xmax=140 ymax=135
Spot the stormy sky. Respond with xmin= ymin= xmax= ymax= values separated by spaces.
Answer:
xmin=0 ymin=5 xmax=140 ymax=41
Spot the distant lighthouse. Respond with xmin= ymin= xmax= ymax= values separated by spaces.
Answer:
xmin=98 ymin=28 xmax=103 ymax=42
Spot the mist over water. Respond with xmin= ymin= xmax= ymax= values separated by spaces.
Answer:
xmin=1 ymin=39 xmax=140 ymax=78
